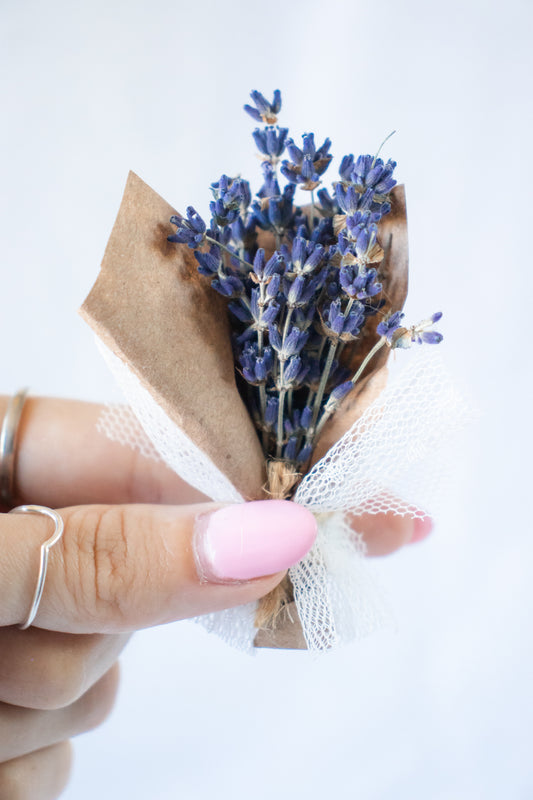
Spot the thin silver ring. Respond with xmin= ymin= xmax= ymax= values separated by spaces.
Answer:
xmin=0 ymin=389 xmax=29 ymax=507
xmin=9 ymin=505 xmax=65 ymax=630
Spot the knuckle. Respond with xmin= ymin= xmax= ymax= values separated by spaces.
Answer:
xmin=0 ymin=742 xmax=72 ymax=800
xmin=0 ymin=629 xmax=92 ymax=711
xmin=63 ymin=506 xmax=138 ymax=627
xmin=22 ymin=649 xmax=86 ymax=711
xmin=72 ymin=663 xmax=120 ymax=734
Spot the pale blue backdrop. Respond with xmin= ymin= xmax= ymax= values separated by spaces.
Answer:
xmin=1 ymin=0 xmax=532 ymax=797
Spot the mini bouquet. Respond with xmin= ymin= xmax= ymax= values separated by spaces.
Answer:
xmin=81 ymin=90 xmax=463 ymax=651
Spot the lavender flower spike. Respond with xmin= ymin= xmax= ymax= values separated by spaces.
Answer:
xmin=168 ymin=207 xmax=206 ymax=248
xmin=377 ymin=310 xmax=405 ymax=341
xmin=244 ymin=90 xmax=282 ymax=124
xmin=393 ymin=312 xmax=444 ymax=348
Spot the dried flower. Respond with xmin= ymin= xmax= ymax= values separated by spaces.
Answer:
xmin=244 ymin=89 xmax=282 ymax=124
xmin=167 ymin=90 xmax=442 ymax=468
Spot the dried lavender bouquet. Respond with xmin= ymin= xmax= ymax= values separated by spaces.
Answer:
xmin=82 ymin=90 xmax=455 ymax=652
xmin=166 ymin=90 xmax=442 ymax=637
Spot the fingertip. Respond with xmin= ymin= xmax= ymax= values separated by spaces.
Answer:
xmin=408 ymin=516 xmax=434 ymax=544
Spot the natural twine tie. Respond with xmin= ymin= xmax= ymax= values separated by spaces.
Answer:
xmin=255 ymin=460 xmax=302 ymax=629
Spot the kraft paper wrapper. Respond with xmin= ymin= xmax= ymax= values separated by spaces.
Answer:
xmin=80 ymin=171 xmax=265 ymax=500
xmin=81 ymin=174 xmax=408 ymax=651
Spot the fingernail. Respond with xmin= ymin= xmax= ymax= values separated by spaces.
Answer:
xmin=194 ymin=500 xmax=317 ymax=582
xmin=409 ymin=516 xmax=434 ymax=544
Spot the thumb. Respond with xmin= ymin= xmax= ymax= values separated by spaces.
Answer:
xmin=0 ymin=500 xmax=317 ymax=634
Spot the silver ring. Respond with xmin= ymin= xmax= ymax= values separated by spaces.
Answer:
xmin=9 ymin=505 xmax=65 ymax=630
xmin=0 ymin=389 xmax=29 ymax=507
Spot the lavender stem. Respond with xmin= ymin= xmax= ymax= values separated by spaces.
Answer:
xmin=205 ymin=236 xmax=253 ymax=271
xmin=306 ymin=338 xmax=337 ymax=445
xmin=314 ymin=337 xmax=387 ymax=440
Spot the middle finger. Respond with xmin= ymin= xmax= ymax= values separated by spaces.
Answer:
xmin=0 ymin=626 xmax=130 ymax=710
xmin=0 ymin=662 xmax=120 ymax=764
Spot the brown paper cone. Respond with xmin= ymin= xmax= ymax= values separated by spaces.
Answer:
xmin=80 ymin=171 xmax=265 ymax=501
xmin=81 ymin=174 xmax=408 ymax=651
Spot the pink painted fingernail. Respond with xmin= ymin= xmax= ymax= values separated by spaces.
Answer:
xmin=409 ymin=516 xmax=434 ymax=544
xmin=194 ymin=500 xmax=317 ymax=582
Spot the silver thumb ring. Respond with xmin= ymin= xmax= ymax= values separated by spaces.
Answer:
xmin=9 ymin=505 xmax=65 ymax=630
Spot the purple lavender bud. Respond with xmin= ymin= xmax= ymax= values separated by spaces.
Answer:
xmin=280 ymin=162 xmax=299 ymax=184
xmin=317 ymin=188 xmax=337 ymax=215
xmin=339 ymin=154 xmax=354 ymax=182
xmin=304 ymin=244 xmax=325 ymax=272
xmin=268 ymin=197 xmax=283 ymax=227
xmin=431 ymin=311 xmax=443 ymax=323
xmin=335 ymin=183 xmax=357 ymax=215
xmin=265 ymin=396 xmax=279 ymax=427
xmin=268 ymin=325 xmax=282 ymax=351
xmin=286 ymin=275 xmax=305 ymax=306
xmin=302 ymin=133 xmax=316 ymax=158
xmin=286 ymin=139 xmax=303 ymax=164
xmin=356 ymin=226 xmax=370 ymax=254
xmin=252 ymin=91 xmax=271 ymax=116
xmin=243 ymin=105 xmax=262 ymax=123
xmin=292 ymin=237 xmax=307 ymax=270
xmin=252 ymin=128 xmax=268 ymax=154
xmin=301 ymin=156 xmax=316 ymax=182
xmin=245 ymin=90 xmax=282 ymax=124
xmin=352 ymin=154 xmax=374 ymax=185
xmin=327 ymin=299 xmax=345 ymax=335
xmin=297 ymin=444 xmax=313 ymax=464
xmin=254 ymin=354 xmax=269 ymax=382
xmin=268 ymin=126 xmax=289 ymax=157
xmin=284 ymin=327 xmax=309 ymax=357
xmin=257 ymin=161 xmax=281 ymax=198
xmin=231 ymin=216 xmax=245 ymax=243
xmin=377 ymin=310 xmax=405 ymax=340
xmin=315 ymin=137 xmax=332 ymax=161
xmin=168 ymin=207 xmax=207 ymax=248
xmin=250 ymin=200 xmax=269 ymax=229
xmin=358 ymin=188 xmax=375 ymax=211
xmin=346 ymin=304 xmax=365 ymax=335
xmin=329 ymin=380 xmax=353 ymax=403
xmin=195 ymin=246 xmax=222 ymax=276
xmin=420 ymin=331 xmax=443 ymax=344
xmin=264 ymin=252 xmax=284 ymax=278
xmin=284 ymin=436 xmax=298 ymax=462
xmin=283 ymin=356 xmax=302 ymax=384
xmin=262 ymin=300 xmax=280 ymax=326
xmin=339 ymin=265 xmax=356 ymax=296
xmin=301 ymin=405 xmax=313 ymax=428
xmin=212 ymin=275 xmax=244 ymax=297
xmin=253 ymin=249 xmax=266 ymax=278
xmin=266 ymin=273 xmax=281 ymax=299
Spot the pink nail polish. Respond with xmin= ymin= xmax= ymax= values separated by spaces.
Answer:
xmin=409 ymin=516 xmax=434 ymax=544
xmin=194 ymin=500 xmax=317 ymax=582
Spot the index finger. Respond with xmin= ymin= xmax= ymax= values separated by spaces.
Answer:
xmin=2 ymin=396 xmax=206 ymax=509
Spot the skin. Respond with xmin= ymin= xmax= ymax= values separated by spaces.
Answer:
xmin=0 ymin=397 xmax=417 ymax=798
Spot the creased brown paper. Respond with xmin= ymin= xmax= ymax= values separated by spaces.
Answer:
xmin=80 ymin=171 xmax=265 ymax=501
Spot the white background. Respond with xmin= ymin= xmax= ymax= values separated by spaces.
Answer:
xmin=1 ymin=0 xmax=532 ymax=797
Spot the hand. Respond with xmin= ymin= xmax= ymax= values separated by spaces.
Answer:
xmin=0 ymin=397 xmax=427 ymax=798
